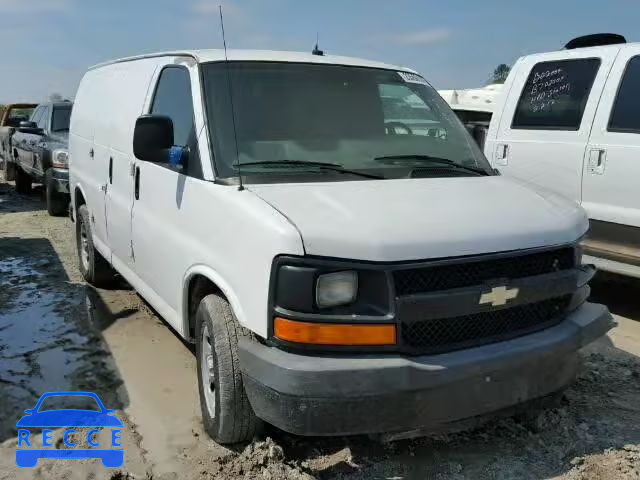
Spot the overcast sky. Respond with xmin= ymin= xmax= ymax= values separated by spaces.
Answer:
xmin=1 ymin=0 xmax=638 ymax=103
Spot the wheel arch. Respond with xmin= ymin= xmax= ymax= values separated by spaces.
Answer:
xmin=183 ymin=266 xmax=247 ymax=342
xmin=74 ymin=183 xmax=87 ymax=208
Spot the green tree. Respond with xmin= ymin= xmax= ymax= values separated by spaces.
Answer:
xmin=489 ymin=64 xmax=511 ymax=84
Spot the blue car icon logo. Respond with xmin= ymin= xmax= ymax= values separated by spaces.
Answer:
xmin=15 ymin=391 xmax=124 ymax=468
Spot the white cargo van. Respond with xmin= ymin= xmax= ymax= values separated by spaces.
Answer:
xmin=485 ymin=34 xmax=640 ymax=278
xmin=69 ymin=49 xmax=612 ymax=443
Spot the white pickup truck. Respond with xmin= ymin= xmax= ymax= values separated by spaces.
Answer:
xmin=70 ymin=49 xmax=613 ymax=443
xmin=485 ymin=33 xmax=640 ymax=278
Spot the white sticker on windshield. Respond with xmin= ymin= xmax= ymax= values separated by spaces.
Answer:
xmin=398 ymin=71 xmax=429 ymax=85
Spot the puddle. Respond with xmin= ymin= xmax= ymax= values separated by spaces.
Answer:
xmin=0 ymin=257 xmax=116 ymax=441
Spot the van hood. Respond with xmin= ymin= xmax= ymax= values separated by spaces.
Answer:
xmin=248 ymin=177 xmax=588 ymax=262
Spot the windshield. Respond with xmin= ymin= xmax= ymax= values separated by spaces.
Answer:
xmin=52 ymin=106 xmax=72 ymax=132
xmin=202 ymin=62 xmax=491 ymax=182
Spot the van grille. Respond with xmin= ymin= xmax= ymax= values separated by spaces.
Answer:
xmin=401 ymin=296 xmax=571 ymax=354
xmin=393 ymin=247 xmax=575 ymax=296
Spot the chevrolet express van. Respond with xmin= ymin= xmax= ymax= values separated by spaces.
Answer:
xmin=69 ymin=49 xmax=613 ymax=444
xmin=485 ymin=34 xmax=640 ymax=278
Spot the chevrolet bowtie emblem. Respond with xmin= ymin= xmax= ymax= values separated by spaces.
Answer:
xmin=479 ymin=286 xmax=519 ymax=307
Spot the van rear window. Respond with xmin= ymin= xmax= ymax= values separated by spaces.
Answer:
xmin=512 ymin=58 xmax=600 ymax=130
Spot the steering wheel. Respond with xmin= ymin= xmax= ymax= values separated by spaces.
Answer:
xmin=385 ymin=122 xmax=413 ymax=135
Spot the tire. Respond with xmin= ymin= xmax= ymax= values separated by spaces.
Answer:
xmin=46 ymin=176 xmax=68 ymax=216
xmin=14 ymin=166 xmax=32 ymax=194
xmin=196 ymin=293 xmax=262 ymax=444
xmin=3 ymin=159 xmax=15 ymax=182
xmin=75 ymin=204 xmax=116 ymax=286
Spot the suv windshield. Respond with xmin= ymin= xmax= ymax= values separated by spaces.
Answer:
xmin=52 ymin=106 xmax=72 ymax=132
xmin=202 ymin=62 xmax=491 ymax=182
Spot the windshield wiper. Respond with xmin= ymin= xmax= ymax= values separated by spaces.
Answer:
xmin=236 ymin=160 xmax=384 ymax=179
xmin=374 ymin=154 xmax=490 ymax=176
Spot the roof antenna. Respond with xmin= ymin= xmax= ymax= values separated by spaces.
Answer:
xmin=312 ymin=32 xmax=324 ymax=56
xmin=219 ymin=5 xmax=244 ymax=191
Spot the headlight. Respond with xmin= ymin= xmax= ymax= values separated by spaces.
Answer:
xmin=52 ymin=149 xmax=69 ymax=168
xmin=316 ymin=271 xmax=358 ymax=308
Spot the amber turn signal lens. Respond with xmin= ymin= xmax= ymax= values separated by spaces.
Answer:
xmin=273 ymin=317 xmax=396 ymax=346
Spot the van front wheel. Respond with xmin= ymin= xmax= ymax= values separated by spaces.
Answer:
xmin=76 ymin=204 xmax=116 ymax=286
xmin=196 ymin=293 xmax=262 ymax=444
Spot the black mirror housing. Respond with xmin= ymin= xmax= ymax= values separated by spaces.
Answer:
xmin=133 ymin=115 xmax=174 ymax=161
xmin=18 ymin=121 xmax=43 ymax=134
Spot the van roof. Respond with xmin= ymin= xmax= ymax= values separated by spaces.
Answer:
xmin=90 ymin=49 xmax=417 ymax=74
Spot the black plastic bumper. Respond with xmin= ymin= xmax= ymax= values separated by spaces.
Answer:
xmin=239 ymin=302 xmax=614 ymax=436
xmin=45 ymin=168 xmax=69 ymax=194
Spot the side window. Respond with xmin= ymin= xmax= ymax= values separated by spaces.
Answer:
xmin=52 ymin=107 xmax=72 ymax=132
xmin=608 ymin=56 xmax=640 ymax=133
xmin=151 ymin=67 xmax=201 ymax=177
xmin=512 ymin=58 xmax=601 ymax=130
xmin=6 ymin=107 xmax=34 ymax=127
xmin=37 ymin=107 xmax=50 ymax=130
xmin=30 ymin=107 xmax=44 ymax=126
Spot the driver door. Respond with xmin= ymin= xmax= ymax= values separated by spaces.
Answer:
xmin=15 ymin=107 xmax=44 ymax=169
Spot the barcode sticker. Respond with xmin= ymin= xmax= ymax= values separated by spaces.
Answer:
xmin=398 ymin=71 xmax=429 ymax=85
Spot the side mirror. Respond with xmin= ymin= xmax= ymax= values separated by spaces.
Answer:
xmin=6 ymin=117 xmax=26 ymax=128
xmin=133 ymin=115 xmax=175 ymax=161
xmin=18 ymin=121 xmax=42 ymax=134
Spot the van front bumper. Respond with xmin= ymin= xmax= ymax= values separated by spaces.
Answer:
xmin=238 ymin=302 xmax=614 ymax=436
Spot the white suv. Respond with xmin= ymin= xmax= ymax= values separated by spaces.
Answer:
xmin=69 ymin=49 xmax=612 ymax=443
xmin=485 ymin=34 xmax=640 ymax=278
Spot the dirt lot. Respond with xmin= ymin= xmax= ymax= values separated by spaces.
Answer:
xmin=0 ymin=179 xmax=639 ymax=480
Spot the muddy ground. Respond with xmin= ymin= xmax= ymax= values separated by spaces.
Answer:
xmin=0 ymin=178 xmax=639 ymax=480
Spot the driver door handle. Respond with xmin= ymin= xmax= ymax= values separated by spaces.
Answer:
xmin=134 ymin=166 xmax=140 ymax=200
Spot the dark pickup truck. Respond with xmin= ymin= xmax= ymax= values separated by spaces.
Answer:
xmin=10 ymin=101 xmax=72 ymax=216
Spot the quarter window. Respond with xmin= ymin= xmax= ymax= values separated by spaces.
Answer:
xmin=608 ymin=56 xmax=640 ymax=133
xmin=512 ymin=59 xmax=600 ymax=130
xmin=30 ymin=107 xmax=44 ymax=126
xmin=37 ymin=107 xmax=49 ymax=130
xmin=151 ymin=67 xmax=201 ymax=177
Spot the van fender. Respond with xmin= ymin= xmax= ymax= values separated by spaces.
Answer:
xmin=72 ymin=182 xmax=88 ymax=212
xmin=182 ymin=264 xmax=248 ymax=339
